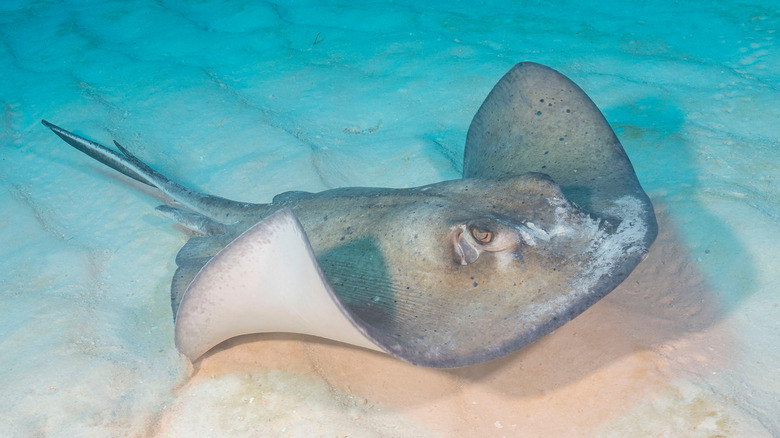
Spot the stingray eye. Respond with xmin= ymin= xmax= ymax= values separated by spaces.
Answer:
xmin=470 ymin=227 xmax=493 ymax=244
xmin=464 ymin=219 xmax=520 ymax=254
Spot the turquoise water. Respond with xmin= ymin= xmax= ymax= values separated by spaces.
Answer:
xmin=1 ymin=1 xmax=778 ymax=436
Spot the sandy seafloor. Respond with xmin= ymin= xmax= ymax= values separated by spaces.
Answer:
xmin=1 ymin=0 xmax=779 ymax=436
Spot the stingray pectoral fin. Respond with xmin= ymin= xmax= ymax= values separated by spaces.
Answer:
xmin=174 ymin=208 xmax=383 ymax=362
xmin=463 ymin=62 xmax=657 ymax=250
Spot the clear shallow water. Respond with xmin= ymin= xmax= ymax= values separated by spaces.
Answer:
xmin=1 ymin=1 xmax=778 ymax=436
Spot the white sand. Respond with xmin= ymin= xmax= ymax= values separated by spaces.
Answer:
xmin=1 ymin=0 xmax=778 ymax=436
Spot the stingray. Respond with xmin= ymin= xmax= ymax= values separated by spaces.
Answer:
xmin=42 ymin=62 xmax=657 ymax=368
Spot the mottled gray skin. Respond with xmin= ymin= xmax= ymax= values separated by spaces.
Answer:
xmin=174 ymin=174 xmax=611 ymax=366
xmin=42 ymin=62 xmax=657 ymax=368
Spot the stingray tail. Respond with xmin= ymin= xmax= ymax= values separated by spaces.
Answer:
xmin=41 ymin=120 xmax=261 ymax=231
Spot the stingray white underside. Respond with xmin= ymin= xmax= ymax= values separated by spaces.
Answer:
xmin=174 ymin=208 xmax=382 ymax=361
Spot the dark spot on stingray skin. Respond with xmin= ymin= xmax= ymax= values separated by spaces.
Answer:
xmin=536 ymin=111 xmax=542 ymax=116
xmin=473 ymin=282 xmax=478 ymax=287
